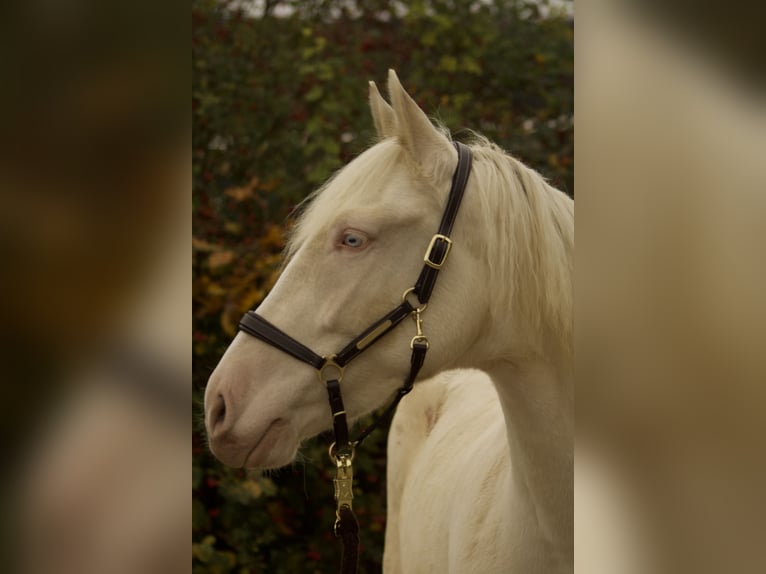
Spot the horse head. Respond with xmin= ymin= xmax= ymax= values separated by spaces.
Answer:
xmin=204 ymin=71 xmax=491 ymax=469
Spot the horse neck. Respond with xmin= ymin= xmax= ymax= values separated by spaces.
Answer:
xmin=482 ymin=351 xmax=573 ymax=567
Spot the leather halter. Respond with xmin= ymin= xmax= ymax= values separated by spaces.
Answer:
xmin=237 ymin=141 xmax=472 ymax=573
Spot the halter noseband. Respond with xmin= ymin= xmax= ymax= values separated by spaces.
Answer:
xmin=236 ymin=141 xmax=472 ymax=573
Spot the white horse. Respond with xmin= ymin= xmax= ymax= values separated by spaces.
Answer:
xmin=205 ymin=70 xmax=573 ymax=573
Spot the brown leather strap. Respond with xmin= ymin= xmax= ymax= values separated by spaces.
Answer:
xmin=337 ymin=505 xmax=360 ymax=574
xmin=352 ymin=339 xmax=427 ymax=447
xmin=326 ymin=379 xmax=349 ymax=449
xmin=238 ymin=312 xmax=324 ymax=369
xmin=335 ymin=301 xmax=414 ymax=366
xmin=413 ymin=142 xmax=473 ymax=304
xmin=238 ymin=301 xmax=415 ymax=372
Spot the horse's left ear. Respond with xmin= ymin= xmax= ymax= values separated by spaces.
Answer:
xmin=387 ymin=69 xmax=455 ymax=177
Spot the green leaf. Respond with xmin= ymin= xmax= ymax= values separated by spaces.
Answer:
xmin=439 ymin=55 xmax=458 ymax=73
xmin=304 ymin=85 xmax=323 ymax=102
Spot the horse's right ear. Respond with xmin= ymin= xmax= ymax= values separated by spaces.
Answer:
xmin=386 ymin=69 xmax=454 ymax=178
xmin=369 ymin=81 xmax=396 ymax=140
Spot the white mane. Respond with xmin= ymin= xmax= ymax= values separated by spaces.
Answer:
xmin=465 ymin=135 xmax=574 ymax=362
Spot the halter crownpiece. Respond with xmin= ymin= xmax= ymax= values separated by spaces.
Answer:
xmin=237 ymin=141 xmax=472 ymax=574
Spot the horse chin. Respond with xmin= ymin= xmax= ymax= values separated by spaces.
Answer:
xmin=241 ymin=419 xmax=298 ymax=469
xmin=210 ymin=418 xmax=297 ymax=470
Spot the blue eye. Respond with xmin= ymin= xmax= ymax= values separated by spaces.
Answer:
xmin=341 ymin=231 xmax=368 ymax=249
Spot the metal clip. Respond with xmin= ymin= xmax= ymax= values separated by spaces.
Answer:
xmin=410 ymin=308 xmax=430 ymax=350
xmin=401 ymin=287 xmax=427 ymax=313
xmin=317 ymin=355 xmax=345 ymax=385
xmin=332 ymin=450 xmax=354 ymax=534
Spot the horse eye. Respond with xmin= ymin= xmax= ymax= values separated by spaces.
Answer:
xmin=341 ymin=231 xmax=368 ymax=249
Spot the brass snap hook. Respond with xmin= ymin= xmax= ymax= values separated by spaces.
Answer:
xmin=409 ymin=307 xmax=430 ymax=349
xmin=330 ymin=442 xmax=355 ymax=533
xmin=328 ymin=441 xmax=356 ymax=464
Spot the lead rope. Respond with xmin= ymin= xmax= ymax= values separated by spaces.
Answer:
xmin=328 ymin=309 xmax=430 ymax=574
xmin=332 ymin=449 xmax=359 ymax=574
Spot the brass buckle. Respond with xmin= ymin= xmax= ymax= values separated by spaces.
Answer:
xmin=423 ymin=234 xmax=453 ymax=269
xmin=317 ymin=355 xmax=345 ymax=385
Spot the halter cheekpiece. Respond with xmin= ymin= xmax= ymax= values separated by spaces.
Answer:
xmin=237 ymin=142 xmax=472 ymax=574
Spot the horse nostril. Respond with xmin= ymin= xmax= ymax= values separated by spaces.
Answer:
xmin=210 ymin=393 xmax=227 ymax=433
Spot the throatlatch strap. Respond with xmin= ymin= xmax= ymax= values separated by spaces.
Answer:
xmin=414 ymin=142 xmax=473 ymax=304
xmin=352 ymin=339 xmax=428 ymax=447
xmin=238 ymin=312 xmax=324 ymax=370
xmin=337 ymin=505 xmax=360 ymax=574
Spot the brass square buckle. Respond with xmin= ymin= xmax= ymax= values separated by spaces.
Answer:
xmin=423 ymin=234 xmax=453 ymax=269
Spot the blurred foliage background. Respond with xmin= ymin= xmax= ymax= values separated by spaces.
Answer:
xmin=192 ymin=0 xmax=572 ymax=571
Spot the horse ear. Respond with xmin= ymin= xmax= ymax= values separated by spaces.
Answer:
xmin=387 ymin=69 xmax=454 ymax=174
xmin=369 ymin=81 xmax=395 ymax=139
